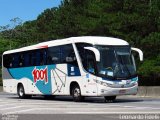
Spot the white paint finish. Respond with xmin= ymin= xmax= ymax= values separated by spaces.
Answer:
xmin=84 ymin=47 xmax=100 ymax=61
xmin=2 ymin=36 xmax=142 ymax=98
xmin=3 ymin=36 xmax=129 ymax=55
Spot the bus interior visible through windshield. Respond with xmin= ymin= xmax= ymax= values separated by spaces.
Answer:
xmin=95 ymin=45 xmax=136 ymax=80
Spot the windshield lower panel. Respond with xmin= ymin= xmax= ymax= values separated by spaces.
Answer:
xmin=95 ymin=45 xmax=137 ymax=80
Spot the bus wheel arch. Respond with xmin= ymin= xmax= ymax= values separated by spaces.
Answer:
xmin=17 ymin=83 xmax=30 ymax=99
xmin=70 ymin=82 xmax=84 ymax=102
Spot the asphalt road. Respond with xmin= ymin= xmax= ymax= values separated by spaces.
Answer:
xmin=0 ymin=92 xmax=160 ymax=120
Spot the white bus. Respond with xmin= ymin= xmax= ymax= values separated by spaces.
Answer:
xmin=2 ymin=36 xmax=143 ymax=102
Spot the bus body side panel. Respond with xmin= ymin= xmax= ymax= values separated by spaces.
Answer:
xmin=2 ymin=63 xmax=84 ymax=96
xmin=3 ymin=65 xmax=56 ymax=95
xmin=2 ymin=67 xmax=28 ymax=94
xmin=50 ymin=63 xmax=98 ymax=96
xmin=51 ymin=64 xmax=68 ymax=95
xmin=51 ymin=64 xmax=82 ymax=95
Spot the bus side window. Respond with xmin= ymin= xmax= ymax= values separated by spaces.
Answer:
xmin=31 ymin=51 xmax=37 ymax=66
xmin=85 ymin=50 xmax=96 ymax=74
xmin=43 ymin=49 xmax=47 ymax=65
xmin=3 ymin=54 xmax=12 ymax=68
xmin=12 ymin=53 xmax=19 ymax=68
xmin=19 ymin=53 xmax=24 ymax=67
xmin=47 ymin=46 xmax=61 ymax=64
xmin=36 ymin=50 xmax=41 ymax=66
xmin=24 ymin=52 xmax=30 ymax=67
xmin=61 ymin=44 xmax=78 ymax=66
xmin=75 ymin=43 xmax=96 ymax=74
xmin=8 ymin=54 xmax=14 ymax=68
xmin=39 ymin=49 xmax=44 ymax=65
xmin=28 ymin=52 xmax=32 ymax=66
xmin=40 ymin=49 xmax=47 ymax=65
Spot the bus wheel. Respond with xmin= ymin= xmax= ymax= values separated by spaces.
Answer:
xmin=17 ymin=84 xmax=26 ymax=99
xmin=104 ymin=96 xmax=116 ymax=102
xmin=72 ymin=85 xmax=83 ymax=102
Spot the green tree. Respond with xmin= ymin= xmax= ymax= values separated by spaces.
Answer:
xmin=0 ymin=0 xmax=160 ymax=85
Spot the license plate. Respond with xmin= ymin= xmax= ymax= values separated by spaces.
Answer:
xmin=119 ymin=90 xmax=126 ymax=94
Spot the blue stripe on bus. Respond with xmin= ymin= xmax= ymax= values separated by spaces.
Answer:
xmin=8 ymin=65 xmax=56 ymax=95
xmin=7 ymin=64 xmax=81 ymax=95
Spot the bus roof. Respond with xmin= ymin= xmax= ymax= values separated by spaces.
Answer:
xmin=3 ymin=36 xmax=129 ymax=55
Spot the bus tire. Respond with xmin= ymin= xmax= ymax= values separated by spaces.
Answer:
xmin=72 ymin=85 xmax=83 ymax=102
xmin=17 ymin=84 xmax=27 ymax=99
xmin=104 ymin=96 xmax=116 ymax=102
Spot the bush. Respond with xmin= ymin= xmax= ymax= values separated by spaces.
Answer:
xmin=138 ymin=56 xmax=160 ymax=86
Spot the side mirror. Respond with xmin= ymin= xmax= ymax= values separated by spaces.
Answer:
xmin=84 ymin=47 xmax=100 ymax=62
xmin=131 ymin=47 xmax=143 ymax=61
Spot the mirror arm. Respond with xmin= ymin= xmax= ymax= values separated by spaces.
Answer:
xmin=131 ymin=47 xmax=143 ymax=61
xmin=84 ymin=47 xmax=100 ymax=61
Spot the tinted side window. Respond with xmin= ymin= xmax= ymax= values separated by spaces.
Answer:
xmin=47 ymin=46 xmax=61 ymax=64
xmin=19 ymin=53 xmax=24 ymax=67
xmin=23 ymin=51 xmax=31 ymax=67
xmin=76 ymin=43 xmax=96 ymax=74
xmin=30 ymin=50 xmax=40 ymax=66
xmin=3 ymin=54 xmax=12 ymax=68
xmin=76 ymin=43 xmax=92 ymax=62
xmin=85 ymin=50 xmax=96 ymax=74
xmin=3 ymin=48 xmax=48 ymax=68
xmin=12 ymin=53 xmax=19 ymax=68
xmin=36 ymin=50 xmax=41 ymax=66
xmin=39 ymin=49 xmax=47 ymax=65
xmin=27 ymin=48 xmax=48 ymax=66
xmin=61 ymin=44 xmax=78 ymax=66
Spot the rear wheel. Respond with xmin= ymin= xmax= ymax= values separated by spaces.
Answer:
xmin=17 ymin=84 xmax=30 ymax=99
xmin=104 ymin=96 xmax=116 ymax=102
xmin=72 ymin=85 xmax=84 ymax=102
xmin=17 ymin=84 xmax=26 ymax=99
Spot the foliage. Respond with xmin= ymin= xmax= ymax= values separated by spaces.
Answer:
xmin=0 ymin=0 xmax=160 ymax=85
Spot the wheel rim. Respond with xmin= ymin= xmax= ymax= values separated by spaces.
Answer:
xmin=19 ymin=87 xmax=24 ymax=97
xmin=74 ymin=88 xmax=80 ymax=97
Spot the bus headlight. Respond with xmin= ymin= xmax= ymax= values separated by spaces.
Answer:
xmin=102 ymin=82 xmax=108 ymax=86
xmin=93 ymin=79 xmax=109 ymax=86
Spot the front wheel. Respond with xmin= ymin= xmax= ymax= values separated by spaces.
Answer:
xmin=72 ymin=85 xmax=84 ymax=102
xmin=104 ymin=96 xmax=116 ymax=102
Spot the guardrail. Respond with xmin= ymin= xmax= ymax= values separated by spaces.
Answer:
xmin=0 ymin=86 xmax=2 ymax=92
xmin=137 ymin=86 xmax=160 ymax=97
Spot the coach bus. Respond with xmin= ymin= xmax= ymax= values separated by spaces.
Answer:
xmin=2 ymin=36 xmax=143 ymax=102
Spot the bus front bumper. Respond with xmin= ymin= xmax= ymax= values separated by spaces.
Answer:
xmin=98 ymin=85 xmax=138 ymax=96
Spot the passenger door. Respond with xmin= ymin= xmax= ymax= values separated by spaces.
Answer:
xmin=83 ymin=50 xmax=98 ymax=96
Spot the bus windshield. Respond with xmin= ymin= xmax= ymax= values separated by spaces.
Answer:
xmin=95 ymin=45 xmax=136 ymax=80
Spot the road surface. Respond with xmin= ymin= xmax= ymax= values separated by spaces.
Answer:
xmin=0 ymin=92 xmax=160 ymax=120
